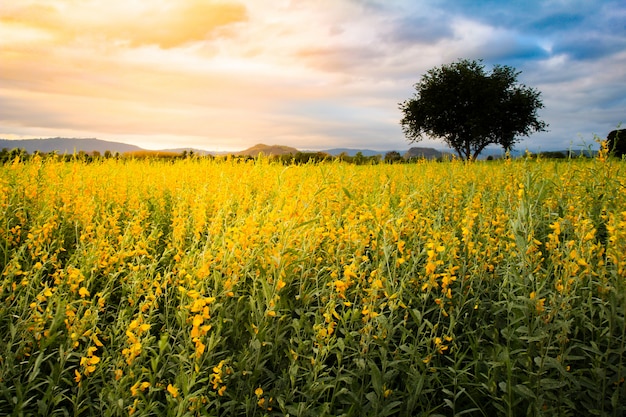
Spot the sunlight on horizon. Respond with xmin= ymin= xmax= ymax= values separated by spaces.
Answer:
xmin=1 ymin=0 xmax=624 ymax=151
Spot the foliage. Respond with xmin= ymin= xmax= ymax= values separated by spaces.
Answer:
xmin=123 ymin=150 xmax=188 ymax=159
xmin=538 ymin=151 xmax=567 ymax=159
xmin=399 ymin=59 xmax=547 ymax=160
xmin=384 ymin=151 xmax=403 ymax=164
xmin=0 ymin=152 xmax=625 ymax=416
xmin=272 ymin=152 xmax=331 ymax=165
xmin=607 ymin=129 xmax=626 ymax=158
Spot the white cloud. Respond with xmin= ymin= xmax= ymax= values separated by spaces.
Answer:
xmin=1 ymin=0 xmax=624 ymax=152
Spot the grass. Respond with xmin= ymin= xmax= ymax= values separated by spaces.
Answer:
xmin=0 ymin=153 xmax=625 ymax=416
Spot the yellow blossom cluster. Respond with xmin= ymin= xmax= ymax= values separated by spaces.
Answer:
xmin=1 ymin=153 xmax=625 ymax=416
xmin=122 ymin=315 xmax=151 ymax=365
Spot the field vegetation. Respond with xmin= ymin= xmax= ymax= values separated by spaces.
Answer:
xmin=0 ymin=147 xmax=625 ymax=416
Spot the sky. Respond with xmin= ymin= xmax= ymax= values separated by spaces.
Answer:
xmin=1 ymin=0 xmax=625 ymax=153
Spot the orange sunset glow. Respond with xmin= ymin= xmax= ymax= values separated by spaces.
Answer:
xmin=1 ymin=0 xmax=625 ymax=152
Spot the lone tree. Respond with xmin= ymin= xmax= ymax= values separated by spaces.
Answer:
xmin=399 ymin=59 xmax=547 ymax=160
xmin=384 ymin=150 xmax=403 ymax=164
xmin=607 ymin=128 xmax=626 ymax=158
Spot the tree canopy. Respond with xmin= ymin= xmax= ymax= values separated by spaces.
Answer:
xmin=607 ymin=128 xmax=626 ymax=158
xmin=399 ymin=59 xmax=547 ymax=160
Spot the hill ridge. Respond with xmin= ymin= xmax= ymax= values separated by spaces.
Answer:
xmin=235 ymin=143 xmax=299 ymax=157
xmin=0 ymin=138 xmax=142 ymax=154
xmin=2 ymin=137 xmax=525 ymax=159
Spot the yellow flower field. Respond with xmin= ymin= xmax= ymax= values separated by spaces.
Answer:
xmin=1 ymin=153 xmax=625 ymax=416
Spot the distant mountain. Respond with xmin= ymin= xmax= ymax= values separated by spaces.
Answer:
xmin=0 ymin=138 xmax=143 ymax=154
xmin=236 ymin=143 xmax=299 ymax=157
xmin=322 ymin=147 xmax=453 ymax=159
xmin=321 ymin=148 xmax=391 ymax=157
xmin=1 ymin=138 xmax=558 ymax=160
xmin=403 ymin=147 xmax=452 ymax=160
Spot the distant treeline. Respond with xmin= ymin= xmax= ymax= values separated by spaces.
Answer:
xmin=0 ymin=148 xmax=436 ymax=164
xmin=0 ymin=147 xmax=603 ymax=165
xmin=0 ymin=148 xmax=195 ymax=164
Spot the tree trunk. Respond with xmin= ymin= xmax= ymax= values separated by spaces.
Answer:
xmin=471 ymin=143 xmax=489 ymax=161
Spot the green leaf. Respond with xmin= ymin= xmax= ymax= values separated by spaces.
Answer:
xmin=514 ymin=384 xmax=536 ymax=399
xmin=365 ymin=391 xmax=379 ymax=408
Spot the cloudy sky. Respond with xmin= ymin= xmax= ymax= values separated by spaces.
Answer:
xmin=1 ymin=0 xmax=625 ymax=152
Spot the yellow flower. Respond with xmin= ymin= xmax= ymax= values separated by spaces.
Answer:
xmin=167 ymin=384 xmax=179 ymax=398
xmin=433 ymin=336 xmax=450 ymax=354
xmin=194 ymin=340 xmax=206 ymax=356
xmin=192 ymin=314 xmax=203 ymax=328
xmin=536 ymin=298 xmax=546 ymax=314
xmin=343 ymin=265 xmax=357 ymax=279
xmin=255 ymin=387 xmax=263 ymax=397
xmin=130 ymin=380 xmax=150 ymax=397
xmin=78 ymin=287 xmax=90 ymax=298
xmin=92 ymin=334 xmax=104 ymax=347
xmin=425 ymin=261 xmax=437 ymax=275
xmin=333 ymin=280 xmax=347 ymax=293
